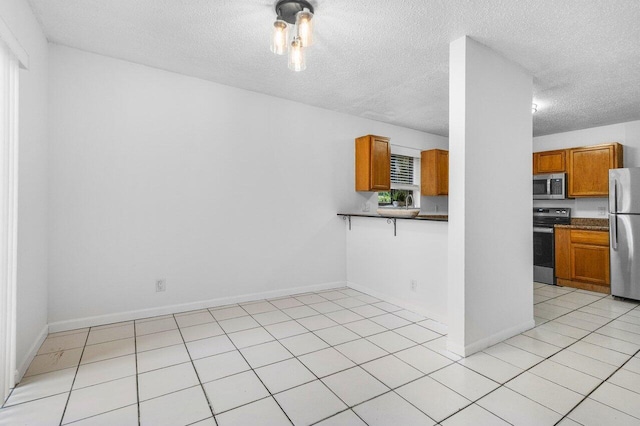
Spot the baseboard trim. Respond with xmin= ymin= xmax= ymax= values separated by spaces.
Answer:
xmin=346 ymin=281 xmax=448 ymax=325
xmin=557 ymin=278 xmax=610 ymax=294
xmin=48 ymin=281 xmax=346 ymax=333
xmin=16 ymin=324 xmax=48 ymax=382
xmin=446 ymin=318 xmax=535 ymax=357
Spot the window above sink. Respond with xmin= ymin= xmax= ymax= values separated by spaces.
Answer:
xmin=378 ymin=154 xmax=420 ymax=208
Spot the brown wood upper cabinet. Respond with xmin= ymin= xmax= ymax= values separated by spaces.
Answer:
xmin=355 ymin=135 xmax=390 ymax=191
xmin=555 ymin=228 xmax=610 ymax=293
xmin=421 ymin=149 xmax=448 ymax=196
xmin=567 ymin=143 xmax=623 ymax=197
xmin=533 ymin=149 xmax=566 ymax=174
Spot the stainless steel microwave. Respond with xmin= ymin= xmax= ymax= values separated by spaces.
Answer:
xmin=533 ymin=173 xmax=566 ymax=199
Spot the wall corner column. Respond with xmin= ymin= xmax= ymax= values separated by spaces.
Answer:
xmin=447 ymin=36 xmax=534 ymax=357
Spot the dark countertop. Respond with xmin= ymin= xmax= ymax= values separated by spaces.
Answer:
xmin=417 ymin=214 xmax=449 ymax=221
xmin=337 ymin=213 xmax=448 ymax=222
xmin=555 ymin=218 xmax=609 ymax=231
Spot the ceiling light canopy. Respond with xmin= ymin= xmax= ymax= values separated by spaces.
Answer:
xmin=270 ymin=0 xmax=315 ymax=72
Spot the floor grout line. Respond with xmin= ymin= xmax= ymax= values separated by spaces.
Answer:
xmin=240 ymin=299 xmax=358 ymax=424
xmin=56 ymin=327 xmax=91 ymax=426
xmin=133 ymin=320 xmax=141 ymax=426
xmin=555 ymin=348 xmax=640 ymax=425
xmin=172 ymin=312 xmax=218 ymax=425
xmin=210 ymin=303 xmax=297 ymax=425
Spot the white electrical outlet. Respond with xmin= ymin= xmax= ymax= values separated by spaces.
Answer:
xmin=156 ymin=279 xmax=166 ymax=292
xmin=363 ymin=202 xmax=371 ymax=212
xmin=410 ymin=280 xmax=418 ymax=291
xmin=598 ymin=206 xmax=607 ymax=216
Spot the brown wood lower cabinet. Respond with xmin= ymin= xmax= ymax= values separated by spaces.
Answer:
xmin=555 ymin=228 xmax=610 ymax=293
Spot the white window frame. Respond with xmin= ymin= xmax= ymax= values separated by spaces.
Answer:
xmin=388 ymin=147 xmax=421 ymax=208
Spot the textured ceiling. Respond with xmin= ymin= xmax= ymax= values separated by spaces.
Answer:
xmin=28 ymin=0 xmax=640 ymax=137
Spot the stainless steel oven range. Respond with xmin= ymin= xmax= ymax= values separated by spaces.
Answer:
xmin=533 ymin=208 xmax=571 ymax=285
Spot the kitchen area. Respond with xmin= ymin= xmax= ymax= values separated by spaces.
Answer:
xmin=533 ymin=141 xmax=640 ymax=301
xmin=343 ymin=131 xmax=640 ymax=326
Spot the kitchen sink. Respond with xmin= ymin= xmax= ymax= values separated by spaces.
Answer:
xmin=376 ymin=207 xmax=421 ymax=218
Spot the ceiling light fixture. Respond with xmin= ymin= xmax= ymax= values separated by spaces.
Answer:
xmin=270 ymin=0 xmax=315 ymax=72
xmin=532 ymin=103 xmax=538 ymax=113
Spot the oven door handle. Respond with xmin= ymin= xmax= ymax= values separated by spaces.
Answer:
xmin=533 ymin=227 xmax=554 ymax=234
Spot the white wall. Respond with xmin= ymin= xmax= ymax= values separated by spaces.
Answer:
xmin=533 ymin=120 xmax=640 ymax=217
xmin=341 ymin=106 xmax=449 ymax=323
xmin=448 ymin=37 xmax=533 ymax=356
xmin=346 ymin=218 xmax=448 ymax=323
xmin=0 ymin=0 xmax=49 ymax=377
xmin=47 ymin=44 xmax=443 ymax=329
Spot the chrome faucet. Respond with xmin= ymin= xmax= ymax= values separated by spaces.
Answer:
xmin=405 ymin=194 xmax=413 ymax=209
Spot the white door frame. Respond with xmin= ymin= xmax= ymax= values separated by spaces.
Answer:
xmin=0 ymin=35 xmax=21 ymax=404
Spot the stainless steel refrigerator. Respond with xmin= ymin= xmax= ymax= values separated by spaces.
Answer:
xmin=610 ymin=168 xmax=640 ymax=300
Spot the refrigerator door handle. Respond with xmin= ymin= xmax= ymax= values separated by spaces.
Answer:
xmin=612 ymin=214 xmax=618 ymax=251
xmin=614 ymin=179 xmax=618 ymax=214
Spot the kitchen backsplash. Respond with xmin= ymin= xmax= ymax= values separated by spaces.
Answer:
xmin=354 ymin=192 xmax=449 ymax=214
xmin=359 ymin=194 xmax=600 ymax=217
xmin=420 ymin=196 xmax=448 ymax=214
xmin=533 ymin=197 xmax=609 ymax=218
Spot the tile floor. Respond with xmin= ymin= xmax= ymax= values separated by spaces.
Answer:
xmin=1 ymin=284 xmax=640 ymax=425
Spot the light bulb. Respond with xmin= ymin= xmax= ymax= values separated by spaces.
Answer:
xmin=295 ymin=10 xmax=313 ymax=47
xmin=270 ymin=19 xmax=288 ymax=55
xmin=288 ymin=36 xmax=306 ymax=72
